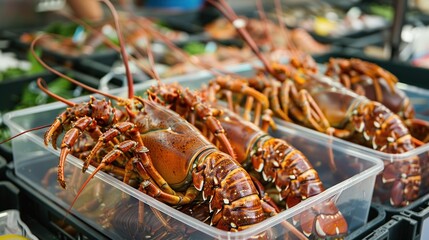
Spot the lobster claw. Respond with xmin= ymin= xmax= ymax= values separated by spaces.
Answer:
xmin=298 ymin=201 xmax=348 ymax=238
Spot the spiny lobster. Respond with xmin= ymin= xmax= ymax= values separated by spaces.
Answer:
xmin=207 ymin=0 xmax=421 ymax=207
xmin=29 ymin=0 xmax=285 ymax=236
xmin=147 ymin=81 xmax=348 ymax=238
xmin=325 ymin=57 xmax=429 ymax=144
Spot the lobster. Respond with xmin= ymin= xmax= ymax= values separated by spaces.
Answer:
xmin=22 ymin=0 xmax=290 ymax=236
xmin=324 ymin=57 xmax=429 ymax=198
xmin=325 ymin=57 xmax=429 ymax=143
xmin=207 ymin=0 xmax=421 ymax=207
xmin=144 ymin=79 xmax=347 ymax=238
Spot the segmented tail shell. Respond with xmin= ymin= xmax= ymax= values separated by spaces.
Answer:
xmin=192 ymin=149 xmax=267 ymax=231
xmin=351 ymin=100 xmax=421 ymax=206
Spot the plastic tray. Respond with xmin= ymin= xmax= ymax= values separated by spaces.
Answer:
xmin=315 ymin=52 xmax=429 ymax=202
xmin=143 ymin=63 xmax=429 ymax=206
xmin=3 ymin=76 xmax=382 ymax=239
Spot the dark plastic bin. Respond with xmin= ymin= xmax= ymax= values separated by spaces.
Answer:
xmin=77 ymin=38 xmax=247 ymax=84
xmin=0 ymin=180 xmax=57 ymax=239
xmin=361 ymin=215 xmax=418 ymax=240
xmin=0 ymin=181 xmax=19 ymax=211
xmin=6 ymin=169 xmax=108 ymax=240
xmin=374 ymin=194 xmax=429 ymax=240
xmin=346 ymin=204 xmax=386 ymax=240
xmin=0 ymin=67 xmax=106 ymax=162
xmin=0 ymin=155 xmax=6 ymax=180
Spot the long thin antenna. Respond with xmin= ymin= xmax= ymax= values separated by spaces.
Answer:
xmin=30 ymin=34 xmax=121 ymax=101
xmin=37 ymin=78 xmax=76 ymax=106
xmin=207 ymin=0 xmax=279 ymax=80
xmin=99 ymin=0 xmax=134 ymax=98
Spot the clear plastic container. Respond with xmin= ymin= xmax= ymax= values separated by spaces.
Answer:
xmin=144 ymin=64 xmax=429 ymax=207
xmin=3 ymin=67 xmax=382 ymax=239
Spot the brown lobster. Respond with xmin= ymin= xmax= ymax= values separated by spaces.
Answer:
xmin=27 ymin=0 xmax=284 ymax=235
xmin=261 ymin=62 xmax=421 ymax=207
xmin=145 ymin=80 xmax=347 ymax=238
xmin=207 ymin=0 xmax=421 ymax=207
xmin=325 ymin=57 xmax=429 ymax=143
xmin=324 ymin=57 xmax=429 ymax=198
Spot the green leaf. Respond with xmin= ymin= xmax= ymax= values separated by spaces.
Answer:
xmin=27 ymin=48 xmax=45 ymax=74
xmin=183 ymin=42 xmax=206 ymax=55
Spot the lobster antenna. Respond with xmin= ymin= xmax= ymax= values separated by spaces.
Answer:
xmin=144 ymin=36 xmax=162 ymax=84
xmin=132 ymin=17 xmax=237 ymax=78
xmin=59 ymin=10 xmax=157 ymax=79
xmin=0 ymin=125 xmax=51 ymax=145
xmin=256 ymin=0 xmax=274 ymax=50
xmin=98 ymin=0 xmax=135 ymax=99
xmin=206 ymin=0 xmax=280 ymax=81
xmin=37 ymin=78 xmax=76 ymax=106
xmin=0 ymin=77 xmax=76 ymax=145
xmin=30 ymin=34 xmax=121 ymax=101
xmin=274 ymin=0 xmax=298 ymax=53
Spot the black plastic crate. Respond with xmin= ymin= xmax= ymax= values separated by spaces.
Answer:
xmin=76 ymin=37 xmax=248 ymax=85
xmin=329 ymin=31 xmax=387 ymax=49
xmin=0 ymin=181 xmax=19 ymax=211
xmin=0 ymin=155 xmax=6 ymax=180
xmin=346 ymin=204 xmax=386 ymax=239
xmin=373 ymin=193 xmax=429 ymax=240
xmin=0 ymin=67 xmax=106 ymax=162
xmin=360 ymin=215 xmax=418 ymax=240
xmin=5 ymin=169 xmax=108 ymax=240
xmin=0 ymin=180 xmax=57 ymax=239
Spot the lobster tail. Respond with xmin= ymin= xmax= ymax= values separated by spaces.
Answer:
xmin=193 ymin=149 xmax=266 ymax=230
xmin=250 ymin=136 xmax=348 ymax=237
xmin=352 ymin=100 xmax=421 ymax=206
xmin=251 ymin=136 xmax=325 ymax=208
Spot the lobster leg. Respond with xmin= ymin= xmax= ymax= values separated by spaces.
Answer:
xmin=212 ymin=76 xmax=269 ymax=107
xmin=272 ymin=79 xmax=331 ymax=133
xmin=180 ymin=88 xmax=237 ymax=159
xmin=54 ymin=116 xmax=103 ymax=188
